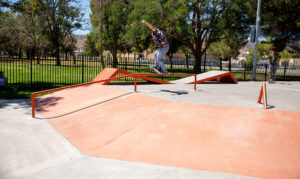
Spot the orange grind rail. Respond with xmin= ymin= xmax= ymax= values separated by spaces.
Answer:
xmin=31 ymin=73 xmax=198 ymax=118
xmin=35 ymin=84 xmax=300 ymax=179
xmin=92 ymin=68 xmax=172 ymax=85
xmin=92 ymin=68 xmax=237 ymax=85
xmin=31 ymin=74 xmax=135 ymax=118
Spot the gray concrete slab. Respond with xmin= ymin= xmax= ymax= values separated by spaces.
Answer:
xmin=0 ymin=99 xmax=81 ymax=178
xmin=111 ymin=81 xmax=300 ymax=111
xmin=18 ymin=156 xmax=259 ymax=179
xmin=0 ymin=99 xmax=259 ymax=179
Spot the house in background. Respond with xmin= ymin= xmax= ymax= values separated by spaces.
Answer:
xmin=237 ymin=41 xmax=254 ymax=63
xmin=73 ymin=35 xmax=86 ymax=55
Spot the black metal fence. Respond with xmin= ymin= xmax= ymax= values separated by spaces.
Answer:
xmin=1 ymin=55 xmax=300 ymax=90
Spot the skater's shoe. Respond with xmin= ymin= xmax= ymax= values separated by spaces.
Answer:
xmin=149 ymin=65 xmax=162 ymax=74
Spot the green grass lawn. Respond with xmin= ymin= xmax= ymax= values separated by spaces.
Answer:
xmin=0 ymin=61 xmax=197 ymax=88
xmin=0 ymin=90 xmax=33 ymax=99
xmin=1 ymin=59 xmax=291 ymax=100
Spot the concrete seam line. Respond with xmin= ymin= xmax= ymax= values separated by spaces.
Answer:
xmin=36 ymin=92 xmax=133 ymax=119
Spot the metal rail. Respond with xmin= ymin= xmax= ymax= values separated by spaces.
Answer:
xmin=31 ymin=73 xmax=197 ymax=118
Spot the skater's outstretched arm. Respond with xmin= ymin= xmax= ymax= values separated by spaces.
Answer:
xmin=141 ymin=20 xmax=156 ymax=32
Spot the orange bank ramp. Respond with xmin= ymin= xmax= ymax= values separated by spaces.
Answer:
xmin=173 ymin=71 xmax=237 ymax=84
xmin=92 ymin=68 xmax=171 ymax=85
xmin=36 ymin=85 xmax=300 ymax=179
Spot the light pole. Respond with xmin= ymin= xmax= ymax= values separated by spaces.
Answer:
xmin=252 ymin=0 xmax=262 ymax=81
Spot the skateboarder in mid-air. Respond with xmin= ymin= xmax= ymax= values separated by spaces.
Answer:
xmin=141 ymin=20 xmax=169 ymax=74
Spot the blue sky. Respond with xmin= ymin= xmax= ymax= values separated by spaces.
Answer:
xmin=74 ymin=0 xmax=92 ymax=35
xmin=6 ymin=0 xmax=92 ymax=35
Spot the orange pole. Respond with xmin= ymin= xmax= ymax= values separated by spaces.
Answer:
xmin=194 ymin=74 xmax=197 ymax=90
xmin=258 ymin=83 xmax=263 ymax=103
xmin=31 ymin=94 xmax=35 ymax=118
xmin=134 ymin=75 xmax=137 ymax=92
xmin=263 ymin=82 xmax=267 ymax=109
xmin=30 ymin=73 xmax=197 ymax=117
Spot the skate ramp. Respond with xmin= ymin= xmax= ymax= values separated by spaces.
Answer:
xmin=173 ymin=71 xmax=237 ymax=84
xmin=35 ymin=85 xmax=300 ymax=179
xmin=92 ymin=68 xmax=171 ymax=85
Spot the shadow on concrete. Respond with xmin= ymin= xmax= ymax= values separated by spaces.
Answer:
xmin=34 ymin=97 xmax=64 ymax=113
xmin=160 ymin=89 xmax=189 ymax=95
xmin=108 ymin=81 xmax=161 ymax=85
xmin=36 ymin=92 xmax=132 ymax=119
xmin=267 ymin=105 xmax=275 ymax=109
xmin=0 ymin=99 xmax=31 ymax=110
xmin=258 ymin=103 xmax=275 ymax=109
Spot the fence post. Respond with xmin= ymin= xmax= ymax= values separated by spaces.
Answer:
xmin=81 ymin=55 xmax=84 ymax=83
xmin=125 ymin=57 xmax=128 ymax=82
xmin=244 ymin=63 xmax=246 ymax=80
xmin=30 ymin=57 xmax=33 ymax=88
xmin=194 ymin=74 xmax=197 ymax=91
xmin=125 ymin=57 xmax=127 ymax=71
xmin=138 ymin=58 xmax=141 ymax=68
xmin=284 ymin=64 xmax=287 ymax=80
xmin=31 ymin=94 xmax=35 ymax=118
xmin=264 ymin=64 xmax=267 ymax=81
xmin=134 ymin=75 xmax=137 ymax=92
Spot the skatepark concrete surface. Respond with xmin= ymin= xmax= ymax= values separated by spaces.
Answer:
xmin=112 ymin=81 xmax=300 ymax=111
xmin=0 ymin=100 xmax=257 ymax=179
xmin=1 ymin=81 xmax=300 ymax=179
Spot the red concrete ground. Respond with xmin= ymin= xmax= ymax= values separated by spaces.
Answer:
xmin=36 ymin=84 xmax=300 ymax=179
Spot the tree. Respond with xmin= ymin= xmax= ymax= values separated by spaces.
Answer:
xmin=84 ymin=27 xmax=100 ymax=56
xmin=90 ymin=0 xmax=107 ymax=68
xmin=181 ymin=46 xmax=191 ymax=69
xmin=0 ymin=11 xmax=21 ymax=56
xmin=36 ymin=0 xmax=83 ymax=65
xmin=89 ymin=0 xmax=130 ymax=67
xmin=0 ymin=0 xmax=10 ymax=12
xmin=244 ymin=43 xmax=272 ymax=68
xmin=279 ymin=49 xmax=300 ymax=58
xmin=287 ymin=42 xmax=300 ymax=55
xmin=101 ymin=0 xmax=130 ymax=67
xmin=62 ymin=34 xmax=77 ymax=58
xmin=249 ymin=0 xmax=300 ymax=50
xmin=221 ymin=2 xmax=250 ymax=71
xmin=17 ymin=0 xmax=49 ymax=63
xmin=127 ymin=0 xmax=250 ymax=73
xmin=222 ymin=33 xmax=248 ymax=71
xmin=208 ymin=41 xmax=231 ymax=70
xmin=166 ymin=35 xmax=182 ymax=70
xmin=257 ymin=43 xmax=272 ymax=60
